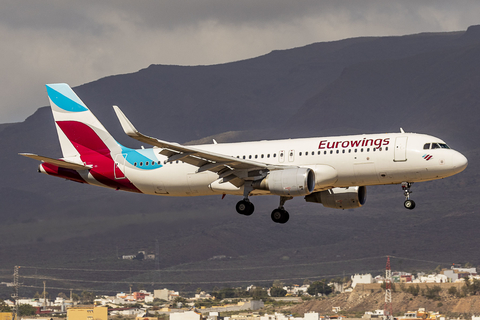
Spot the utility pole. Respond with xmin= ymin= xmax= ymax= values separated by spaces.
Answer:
xmin=384 ymin=256 xmax=393 ymax=320
xmin=43 ymin=281 xmax=47 ymax=310
xmin=12 ymin=266 xmax=19 ymax=320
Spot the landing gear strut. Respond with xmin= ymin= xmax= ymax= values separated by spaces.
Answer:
xmin=271 ymin=196 xmax=292 ymax=224
xmin=402 ymin=182 xmax=415 ymax=210
xmin=236 ymin=182 xmax=255 ymax=216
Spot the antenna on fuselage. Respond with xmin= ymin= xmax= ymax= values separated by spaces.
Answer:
xmin=400 ymin=128 xmax=405 ymax=133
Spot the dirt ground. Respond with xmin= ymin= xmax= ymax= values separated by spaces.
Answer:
xmin=288 ymin=283 xmax=480 ymax=316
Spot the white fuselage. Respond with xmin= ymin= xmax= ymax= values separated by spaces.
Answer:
xmin=116 ymin=132 xmax=467 ymax=197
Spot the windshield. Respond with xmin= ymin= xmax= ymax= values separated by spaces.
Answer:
xmin=430 ymin=142 xmax=450 ymax=149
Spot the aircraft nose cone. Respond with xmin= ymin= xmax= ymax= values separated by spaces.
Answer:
xmin=452 ymin=151 xmax=468 ymax=173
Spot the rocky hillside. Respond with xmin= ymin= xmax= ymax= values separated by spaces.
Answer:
xmin=289 ymin=283 xmax=480 ymax=315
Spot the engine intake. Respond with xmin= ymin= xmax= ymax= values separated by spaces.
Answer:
xmin=252 ymin=168 xmax=315 ymax=196
xmin=305 ymin=186 xmax=367 ymax=209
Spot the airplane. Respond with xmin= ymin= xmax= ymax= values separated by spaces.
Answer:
xmin=20 ymin=83 xmax=468 ymax=224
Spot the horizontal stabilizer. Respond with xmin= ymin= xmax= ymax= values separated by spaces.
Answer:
xmin=19 ymin=153 xmax=91 ymax=170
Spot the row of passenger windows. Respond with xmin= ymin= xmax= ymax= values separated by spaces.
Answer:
xmin=423 ymin=143 xmax=450 ymax=150
xmin=132 ymin=146 xmax=391 ymax=167
xmin=236 ymin=147 xmax=388 ymax=160
xmin=134 ymin=160 xmax=162 ymax=167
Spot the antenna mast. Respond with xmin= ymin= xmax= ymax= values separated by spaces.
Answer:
xmin=384 ymin=256 xmax=393 ymax=320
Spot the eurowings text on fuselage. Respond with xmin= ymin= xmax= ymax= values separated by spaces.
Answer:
xmin=20 ymin=84 xmax=468 ymax=224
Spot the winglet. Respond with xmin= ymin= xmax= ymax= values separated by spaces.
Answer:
xmin=113 ymin=105 xmax=140 ymax=138
xmin=113 ymin=105 xmax=169 ymax=148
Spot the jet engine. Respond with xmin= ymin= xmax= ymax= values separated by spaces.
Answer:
xmin=252 ymin=168 xmax=315 ymax=196
xmin=304 ymin=186 xmax=367 ymax=209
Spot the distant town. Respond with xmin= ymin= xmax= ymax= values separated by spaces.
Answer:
xmin=1 ymin=263 xmax=479 ymax=320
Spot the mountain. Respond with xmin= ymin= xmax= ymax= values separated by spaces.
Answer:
xmin=1 ymin=26 xmax=480 ymax=298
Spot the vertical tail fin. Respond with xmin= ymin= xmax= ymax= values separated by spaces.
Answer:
xmin=46 ymin=83 xmax=121 ymax=158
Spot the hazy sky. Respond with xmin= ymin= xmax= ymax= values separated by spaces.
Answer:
xmin=2 ymin=0 xmax=480 ymax=123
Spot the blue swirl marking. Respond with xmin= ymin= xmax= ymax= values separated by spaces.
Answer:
xmin=119 ymin=145 xmax=163 ymax=170
xmin=46 ymin=84 xmax=89 ymax=112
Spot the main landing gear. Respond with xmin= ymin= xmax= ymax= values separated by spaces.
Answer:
xmin=402 ymin=182 xmax=415 ymax=210
xmin=235 ymin=189 xmax=292 ymax=224
xmin=236 ymin=199 xmax=255 ymax=216
xmin=271 ymin=196 xmax=292 ymax=224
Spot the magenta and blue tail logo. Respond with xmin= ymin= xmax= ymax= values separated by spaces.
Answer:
xmin=423 ymin=154 xmax=433 ymax=161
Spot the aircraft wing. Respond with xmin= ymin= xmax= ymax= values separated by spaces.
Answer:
xmin=113 ymin=106 xmax=293 ymax=178
xmin=19 ymin=153 xmax=92 ymax=170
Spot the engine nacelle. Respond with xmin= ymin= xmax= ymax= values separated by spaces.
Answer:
xmin=304 ymin=186 xmax=367 ymax=209
xmin=252 ymin=168 xmax=315 ymax=196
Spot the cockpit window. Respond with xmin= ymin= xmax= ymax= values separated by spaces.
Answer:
xmin=431 ymin=142 xmax=450 ymax=149
xmin=423 ymin=143 xmax=430 ymax=150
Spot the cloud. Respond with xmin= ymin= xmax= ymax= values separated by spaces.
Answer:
xmin=1 ymin=0 xmax=479 ymax=122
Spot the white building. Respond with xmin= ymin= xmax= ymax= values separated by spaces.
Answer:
xmin=17 ymin=299 xmax=44 ymax=307
xmin=283 ymin=284 xmax=309 ymax=296
xmin=154 ymin=289 xmax=179 ymax=301
xmin=351 ymin=274 xmax=373 ymax=288
xmin=259 ymin=312 xmax=322 ymax=320
xmin=170 ymin=310 xmax=202 ymax=320
xmin=416 ymin=274 xmax=448 ymax=283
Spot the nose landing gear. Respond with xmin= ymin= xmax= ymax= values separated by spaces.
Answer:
xmin=402 ymin=182 xmax=415 ymax=210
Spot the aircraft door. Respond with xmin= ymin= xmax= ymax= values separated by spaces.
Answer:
xmin=288 ymin=150 xmax=295 ymax=162
xmin=114 ymin=154 xmax=127 ymax=179
xmin=394 ymin=137 xmax=408 ymax=162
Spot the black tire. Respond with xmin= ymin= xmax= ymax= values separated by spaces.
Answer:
xmin=236 ymin=200 xmax=254 ymax=215
xmin=404 ymin=200 xmax=416 ymax=210
xmin=271 ymin=209 xmax=289 ymax=224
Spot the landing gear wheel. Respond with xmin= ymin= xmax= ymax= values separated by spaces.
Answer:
xmin=236 ymin=200 xmax=255 ymax=216
xmin=404 ymin=199 xmax=416 ymax=210
xmin=271 ymin=209 xmax=289 ymax=224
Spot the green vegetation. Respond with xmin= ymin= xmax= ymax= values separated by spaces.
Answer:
xmin=306 ymin=280 xmax=332 ymax=296
xmin=18 ymin=304 xmax=36 ymax=316
xmin=423 ymin=285 xmax=442 ymax=300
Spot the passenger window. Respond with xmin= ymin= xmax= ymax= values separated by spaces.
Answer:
xmin=318 ymin=151 xmax=321 ymax=155
xmin=267 ymin=154 xmax=270 ymax=158
xmin=249 ymin=155 xmax=252 ymax=159
xmin=299 ymin=152 xmax=302 ymax=156
xmin=243 ymin=155 xmax=246 ymax=159
xmin=134 ymin=162 xmax=137 ymax=167
xmin=367 ymin=148 xmax=370 ymax=152
xmin=255 ymin=155 xmax=258 ymax=159
xmin=145 ymin=162 xmax=149 ymax=166
xmin=330 ymin=150 xmax=333 ymax=154
xmin=261 ymin=154 xmax=264 ymax=158
xmin=342 ymin=150 xmax=345 ymax=153
xmin=354 ymin=149 xmax=357 ymax=153
xmin=348 ymin=149 xmax=351 ymax=153
xmin=336 ymin=150 xmax=339 ymax=154
xmin=157 ymin=161 xmax=161 ymax=165
xmin=386 ymin=147 xmax=389 ymax=151
xmin=423 ymin=143 xmax=431 ymax=150
xmin=273 ymin=154 xmax=276 ymax=157
xmin=140 ymin=162 xmax=143 ymax=166
xmin=324 ymin=151 xmax=327 ymax=155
